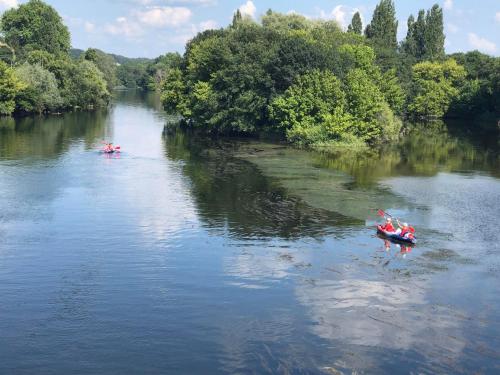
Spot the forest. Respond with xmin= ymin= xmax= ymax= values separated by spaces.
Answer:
xmin=161 ymin=1 xmax=499 ymax=149
xmin=0 ymin=0 xmax=179 ymax=116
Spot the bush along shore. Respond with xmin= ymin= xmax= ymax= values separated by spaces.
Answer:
xmin=161 ymin=1 xmax=499 ymax=150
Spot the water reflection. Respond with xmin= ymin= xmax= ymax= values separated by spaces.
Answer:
xmin=1 ymin=91 xmax=499 ymax=374
xmin=164 ymin=130 xmax=359 ymax=240
xmin=314 ymin=121 xmax=500 ymax=185
xmin=295 ymin=277 xmax=468 ymax=373
xmin=114 ymin=89 xmax=163 ymax=110
xmin=0 ymin=110 xmax=108 ymax=160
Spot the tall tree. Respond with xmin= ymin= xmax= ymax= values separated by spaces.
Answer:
xmin=402 ymin=5 xmax=444 ymax=61
xmin=0 ymin=0 xmax=70 ymax=57
xmin=232 ymin=9 xmax=242 ymax=27
xmin=424 ymin=4 xmax=445 ymax=60
xmin=347 ymin=12 xmax=363 ymax=34
xmin=365 ymin=0 xmax=398 ymax=50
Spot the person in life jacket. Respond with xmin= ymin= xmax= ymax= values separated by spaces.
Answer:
xmin=380 ymin=217 xmax=395 ymax=232
xmin=396 ymin=221 xmax=414 ymax=239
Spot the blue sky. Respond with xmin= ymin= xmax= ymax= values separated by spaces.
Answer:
xmin=1 ymin=0 xmax=499 ymax=58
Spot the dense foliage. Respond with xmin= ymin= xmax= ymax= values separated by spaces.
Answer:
xmin=116 ymin=52 xmax=182 ymax=90
xmin=408 ymin=60 xmax=465 ymax=118
xmin=401 ymin=5 xmax=445 ymax=62
xmin=161 ymin=1 xmax=498 ymax=148
xmin=0 ymin=60 xmax=24 ymax=114
xmin=160 ymin=9 xmax=401 ymax=147
xmin=0 ymin=0 xmax=109 ymax=115
xmin=1 ymin=0 xmax=70 ymax=57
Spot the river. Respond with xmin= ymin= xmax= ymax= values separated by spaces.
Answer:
xmin=1 ymin=91 xmax=499 ymax=374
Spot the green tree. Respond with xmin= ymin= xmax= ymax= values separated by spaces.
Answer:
xmin=26 ymin=50 xmax=56 ymax=67
xmin=0 ymin=60 xmax=24 ymax=115
xmin=83 ymin=48 xmax=118 ymax=91
xmin=49 ymin=59 xmax=109 ymax=109
xmin=232 ymin=9 xmax=243 ymax=27
xmin=347 ymin=12 xmax=363 ymax=34
xmin=0 ymin=0 xmax=70 ymax=57
xmin=147 ymin=52 xmax=182 ymax=90
xmin=161 ymin=68 xmax=191 ymax=117
xmin=402 ymin=5 xmax=444 ymax=61
xmin=14 ymin=62 xmax=63 ymax=113
xmin=344 ymin=68 xmax=399 ymax=141
xmin=337 ymin=44 xmax=404 ymax=114
xmin=378 ymin=68 xmax=405 ymax=114
xmin=116 ymin=61 xmax=149 ymax=89
xmin=365 ymin=0 xmax=398 ymax=50
xmin=262 ymin=10 xmax=314 ymax=32
xmin=0 ymin=40 xmax=16 ymax=64
xmin=269 ymin=70 xmax=352 ymax=145
xmin=408 ymin=59 xmax=466 ymax=118
xmin=448 ymin=51 xmax=500 ymax=122
xmin=424 ymin=4 xmax=445 ymax=61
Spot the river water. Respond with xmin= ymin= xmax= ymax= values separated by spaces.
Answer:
xmin=0 ymin=91 xmax=499 ymax=374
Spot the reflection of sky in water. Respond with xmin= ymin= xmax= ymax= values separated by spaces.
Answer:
xmin=219 ymin=162 xmax=500 ymax=372
xmin=224 ymin=242 xmax=312 ymax=289
xmin=295 ymin=278 xmax=466 ymax=369
xmin=107 ymin=105 xmax=198 ymax=242
xmin=382 ymin=173 xmax=500 ymax=252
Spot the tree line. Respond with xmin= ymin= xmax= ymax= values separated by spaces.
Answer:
xmin=0 ymin=0 xmax=180 ymax=116
xmin=161 ymin=1 xmax=499 ymax=149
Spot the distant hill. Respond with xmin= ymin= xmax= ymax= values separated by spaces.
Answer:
xmin=70 ymin=48 xmax=152 ymax=65
xmin=108 ymin=53 xmax=152 ymax=65
xmin=70 ymin=48 xmax=84 ymax=59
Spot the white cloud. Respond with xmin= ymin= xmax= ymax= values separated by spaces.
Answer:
xmin=495 ymin=12 xmax=500 ymax=23
xmin=444 ymin=0 xmax=453 ymax=10
xmin=238 ymin=1 xmax=256 ymax=18
xmin=331 ymin=5 xmax=347 ymax=28
xmin=317 ymin=5 xmax=364 ymax=29
xmin=104 ymin=17 xmax=144 ymax=38
xmin=0 ymin=0 xmax=17 ymax=10
xmin=167 ymin=20 xmax=218 ymax=45
xmin=136 ymin=6 xmax=192 ymax=27
xmin=468 ymin=33 xmax=497 ymax=53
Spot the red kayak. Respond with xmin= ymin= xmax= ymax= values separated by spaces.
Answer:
xmin=377 ymin=225 xmax=417 ymax=245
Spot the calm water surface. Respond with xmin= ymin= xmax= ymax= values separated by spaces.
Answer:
xmin=0 ymin=91 xmax=499 ymax=374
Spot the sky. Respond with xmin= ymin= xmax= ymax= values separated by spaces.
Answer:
xmin=1 ymin=0 xmax=499 ymax=58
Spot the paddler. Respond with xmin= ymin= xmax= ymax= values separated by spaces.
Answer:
xmin=380 ymin=217 xmax=395 ymax=232
xmin=396 ymin=220 xmax=415 ymax=239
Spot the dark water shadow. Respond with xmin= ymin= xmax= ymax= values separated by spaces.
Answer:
xmin=164 ymin=130 xmax=360 ymax=240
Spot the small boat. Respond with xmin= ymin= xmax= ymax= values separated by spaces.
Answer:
xmin=100 ymin=146 xmax=121 ymax=154
xmin=376 ymin=225 xmax=417 ymax=245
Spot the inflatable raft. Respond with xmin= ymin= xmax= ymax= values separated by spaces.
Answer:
xmin=377 ymin=225 xmax=417 ymax=245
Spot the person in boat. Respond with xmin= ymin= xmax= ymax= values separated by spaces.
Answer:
xmin=380 ymin=217 xmax=395 ymax=232
xmin=105 ymin=143 xmax=114 ymax=152
xmin=396 ymin=220 xmax=414 ymax=239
